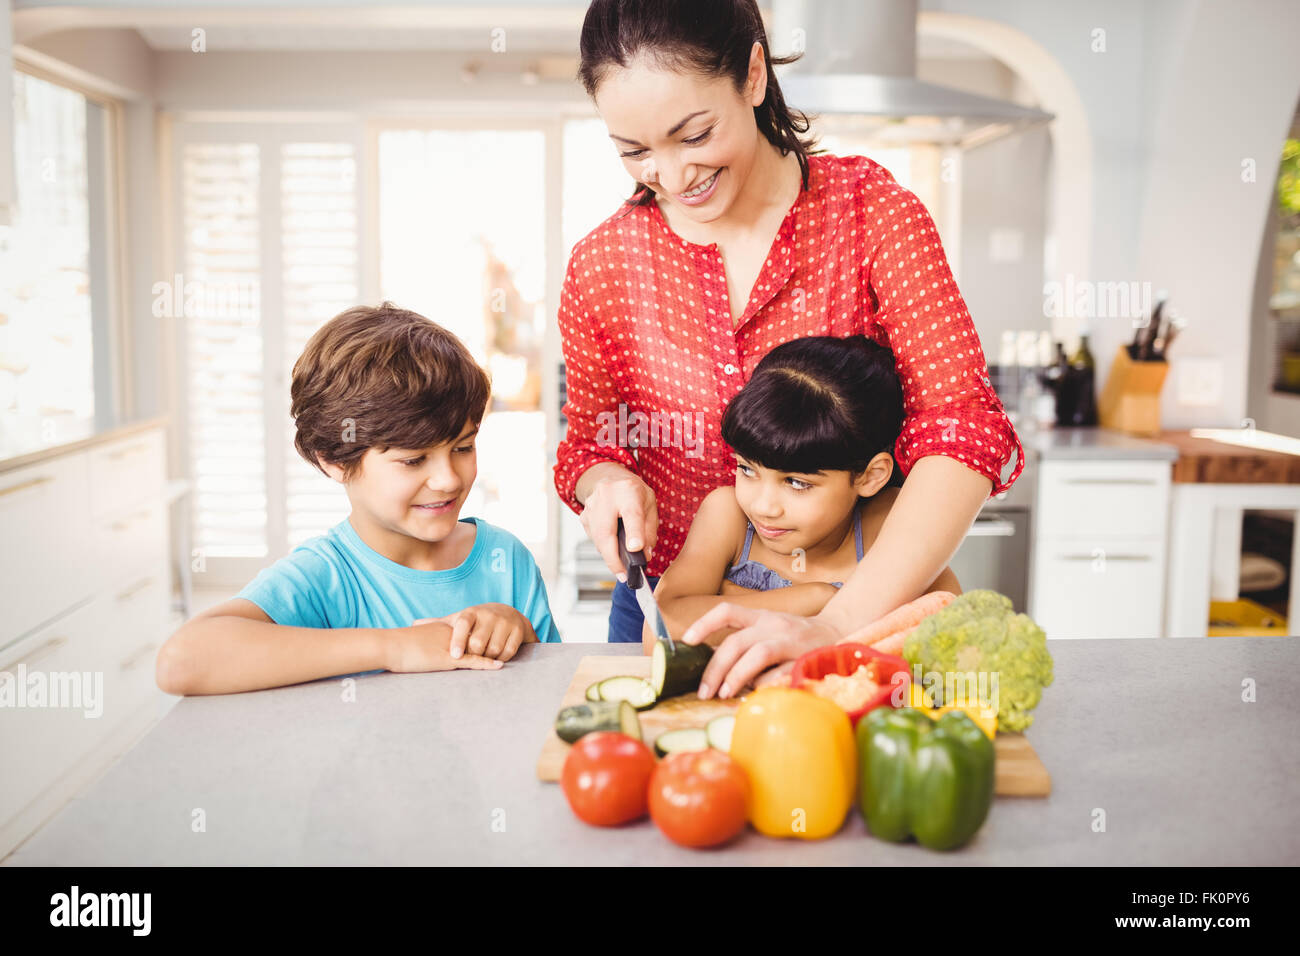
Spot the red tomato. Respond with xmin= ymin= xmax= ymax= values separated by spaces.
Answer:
xmin=648 ymin=750 xmax=751 ymax=848
xmin=561 ymin=732 xmax=656 ymax=826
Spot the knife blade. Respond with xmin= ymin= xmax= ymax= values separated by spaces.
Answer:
xmin=617 ymin=517 xmax=673 ymax=647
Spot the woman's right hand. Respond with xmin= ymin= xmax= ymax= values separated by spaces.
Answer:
xmin=580 ymin=469 xmax=659 ymax=579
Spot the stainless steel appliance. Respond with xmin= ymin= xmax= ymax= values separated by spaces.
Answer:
xmin=946 ymin=435 xmax=1036 ymax=613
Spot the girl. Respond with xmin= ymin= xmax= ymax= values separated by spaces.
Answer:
xmin=648 ymin=335 xmax=961 ymax=651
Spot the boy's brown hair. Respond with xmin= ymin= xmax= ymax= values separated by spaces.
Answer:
xmin=291 ymin=302 xmax=491 ymax=479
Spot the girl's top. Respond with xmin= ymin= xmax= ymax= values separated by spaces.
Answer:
xmin=724 ymin=506 xmax=865 ymax=591
xmin=554 ymin=152 xmax=1024 ymax=577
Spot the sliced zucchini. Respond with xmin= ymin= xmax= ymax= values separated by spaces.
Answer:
xmin=653 ymin=727 xmax=710 ymax=758
xmin=584 ymin=681 xmax=601 ymax=703
xmin=555 ymin=700 xmax=641 ymax=744
xmin=650 ymin=637 xmax=714 ymax=699
xmin=706 ymin=714 xmax=735 ymax=753
xmin=596 ymin=676 xmax=657 ymax=710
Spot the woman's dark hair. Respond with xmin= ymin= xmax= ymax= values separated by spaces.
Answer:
xmin=578 ymin=0 xmax=820 ymax=207
xmin=721 ymin=336 xmax=905 ymax=485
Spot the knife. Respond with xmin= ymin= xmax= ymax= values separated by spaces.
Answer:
xmin=1158 ymin=311 xmax=1184 ymax=359
xmin=617 ymin=517 xmax=673 ymax=648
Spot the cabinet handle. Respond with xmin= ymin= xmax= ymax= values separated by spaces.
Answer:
xmin=115 ymin=577 xmax=155 ymax=602
xmin=0 ymin=476 xmax=53 ymax=499
xmin=1062 ymin=478 xmax=1158 ymax=486
xmin=110 ymin=509 xmax=151 ymax=532
xmin=107 ymin=443 xmax=148 ymax=461
xmin=1056 ymin=554 xmax=1152 ymax=562
xmin=120 ymin=642 xmax=160 ymax=671
xmin=966 ymin=517 xmax=1016 ymax=537
xmin=1 ymin=636 xmax=68 ymax=671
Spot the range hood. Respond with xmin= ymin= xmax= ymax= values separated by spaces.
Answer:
xmin=772 ymin=0 xmax=1053 ymax=149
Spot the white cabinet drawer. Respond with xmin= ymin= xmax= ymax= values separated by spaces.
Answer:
xmin=1032 ymin=537 xmax=1165 ymax=639
xmin=87 ymin=429 xmax=165 ymax=519
xmin=0 ymin=600 xmax=111 ymax=826
xmin=0 ymin=455 xmax=93 ymax=644
xmin=92 ymin=500 xmax=168 ymax=592
xmin=98 ymin=569 xmax=170 ymax=727
xmin=1037 ymin=460 xmax=1171 ymax=539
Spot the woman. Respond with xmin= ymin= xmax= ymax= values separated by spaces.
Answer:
xmin=555 ymin=0 xmax=1024 ymax=696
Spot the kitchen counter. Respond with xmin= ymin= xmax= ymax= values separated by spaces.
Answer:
xmin=5 ymin=639 xmax=1297 ymax=866
xmin=1024 ymin=424 xmax=1180 ymax=462
xmin=0 ymin=416 xmax=169 ymax=474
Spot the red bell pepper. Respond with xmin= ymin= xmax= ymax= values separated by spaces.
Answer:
xmin=790 ymin=642 xmax=910 ymax=726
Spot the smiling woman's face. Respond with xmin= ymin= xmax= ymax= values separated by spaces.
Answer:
xmin=593 ymin=44 xmax=766 ymax=224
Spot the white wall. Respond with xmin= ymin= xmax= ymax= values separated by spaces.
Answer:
xmin=923 ymin=0 xmax=1300 ymax=433
xmin=0 ymin=0 xmax=13 ymax=221
xmin=920 ymin=54 xmax=1050 ymax=364
xmin=17 ymin=1 xmax=1300 ymax=439
xmin=153 ymin=49 xmax=587 ymax=113
xmin=1132 ymin=0 xmax=1300 ymax=431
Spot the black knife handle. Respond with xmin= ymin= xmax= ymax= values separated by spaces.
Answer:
xmin=616 ymin=517 xmax=646 ymax=589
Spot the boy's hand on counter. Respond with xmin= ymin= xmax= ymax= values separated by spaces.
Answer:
xmin=413 ymin=604 xmax=536 ymax=662
xmin=385 ymin=620 xmax=503 ymax=674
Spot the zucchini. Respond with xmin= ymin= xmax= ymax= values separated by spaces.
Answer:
xmin=653 ymin=727 xmax=710 ymax=758
xmin=650 ymin=637 xmax=714 ymax=699
xmin=585 ymin=681 xmax=601 ymax=702
xmin=596 ymin=676 xmax=657 ymax=710
xmin=705 ymin=714 xmax=735 ymax=753
xmin=555 ymin=700 xmax=641 ymax=744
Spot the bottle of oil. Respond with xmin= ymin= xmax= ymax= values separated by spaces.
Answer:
xmin=1063 ymin=325 xmax=1098 ymax=426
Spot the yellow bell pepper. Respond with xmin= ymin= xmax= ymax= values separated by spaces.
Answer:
xmin=729 ymin=687 xmax=856 ymax=839
xmin=908 ymin=682 xmax=998 ymax=739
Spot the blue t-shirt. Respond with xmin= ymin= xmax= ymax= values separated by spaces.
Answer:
xmin=236 ymin=517 xmax=561 ymax=669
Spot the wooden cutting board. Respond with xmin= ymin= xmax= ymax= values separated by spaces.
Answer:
xmin=1160 ymin=429 xmax=1300 ymax=484
xmin=536 ymin=656 xmax=1051 ymax=796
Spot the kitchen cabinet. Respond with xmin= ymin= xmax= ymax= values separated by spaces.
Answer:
xmin=1158 ymin=429 xmax=1300 ymax=637
xmin=0 ymin=421 xmax=172 ymax=859
xmin=1026 ymin=429 xmax=1178 ymax=639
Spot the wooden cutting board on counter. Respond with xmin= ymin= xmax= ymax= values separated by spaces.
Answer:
xmin=1160 ymin=429 xmax=1300 ymax=484
xmin=536 ymin=656 xmax=1051 ymax=797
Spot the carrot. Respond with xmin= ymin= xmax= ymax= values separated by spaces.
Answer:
xmin=837 ymin=591 xmax=957 ymax=654
xmin=865 ymin=630 xmax=910 ymax=657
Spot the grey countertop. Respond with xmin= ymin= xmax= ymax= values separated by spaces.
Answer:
xmin=1019 ymin=424 xmax=1185 ymax=463
xmin=6 ymin=639 xmax=1297 ymax=866
xmin=1024 ymin=424 xmax=1180 ymax=462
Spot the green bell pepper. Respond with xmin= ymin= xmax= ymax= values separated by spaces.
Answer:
xmin=856 ymin=706 xmax=995 ymax=851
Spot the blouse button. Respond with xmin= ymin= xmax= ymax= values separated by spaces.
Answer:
xmin=724 ymin=363 xmax=738 ymax=375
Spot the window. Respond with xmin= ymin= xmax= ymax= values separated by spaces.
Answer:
xmin=180 ymin=141 xmax=265 ymax=558
xmin=376 ymin=125 xmax=550 ymax=549
xmin=174 ymin=124 xmax=359 ymax=582
xmin=175 ymin=119 xmax=563 ymax=584
xmin=1267 ymin=104 xmax=1300 ymax=394
xmin=281 ymin=143 xmax=359 ymax=548
xmin=0 ymin=70 xmax=117 ymax=457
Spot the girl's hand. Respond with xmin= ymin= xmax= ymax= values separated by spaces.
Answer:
xmin=581 ymin=472 xmax=659 ymax=578
xmin=385 ymin=621 xmax=503 ymax=674
xmin=680 ymin=604 xmax=842 ymax=699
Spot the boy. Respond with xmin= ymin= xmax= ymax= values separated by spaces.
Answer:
xmin=157 ymin=303 xmax=560 ymax=696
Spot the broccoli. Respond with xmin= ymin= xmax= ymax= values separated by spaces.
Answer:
xmin=902 ymin=589 xmax=1054 ymax=732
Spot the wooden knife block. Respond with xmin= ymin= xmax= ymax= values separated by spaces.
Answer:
xmin=1099 ymin=345 xmax=1169 ymax=436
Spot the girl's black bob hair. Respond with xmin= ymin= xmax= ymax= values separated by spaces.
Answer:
xmin=720 ymin=335 xmax=905 ymax=485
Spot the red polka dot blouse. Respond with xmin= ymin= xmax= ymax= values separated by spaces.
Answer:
xmin=554 ymin=152 xmax=1025 ymax=578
